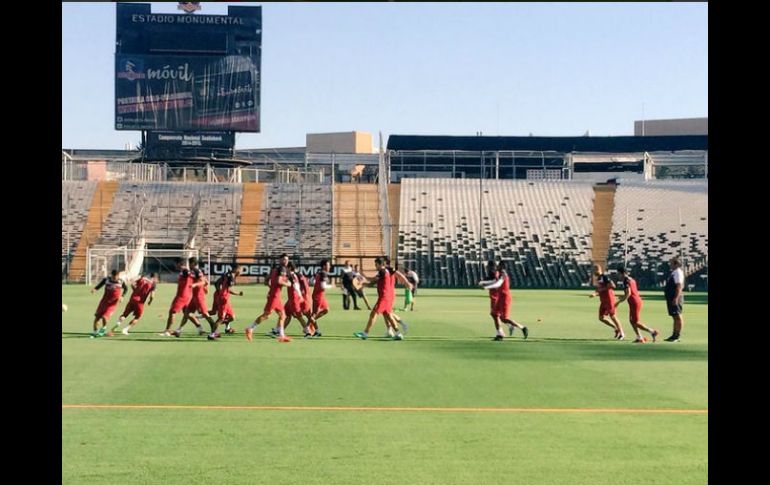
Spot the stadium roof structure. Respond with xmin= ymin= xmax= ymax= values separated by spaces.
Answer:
xmin=386 ymin=135 xmax=708 ymax=153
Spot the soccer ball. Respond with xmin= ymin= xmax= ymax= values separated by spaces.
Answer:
xmin=62 ymin=303 xmax=68 ymax=312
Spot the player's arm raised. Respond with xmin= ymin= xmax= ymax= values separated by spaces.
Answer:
xmin=480 ymin=277 xmax=504 ymax=290
xmin=393 ymin=270 xmax=413 ymax=291
xmin=360 ymin=271 xmax=377 ymax=286
xmin=91 ymin=277 xmax=106 ymax=294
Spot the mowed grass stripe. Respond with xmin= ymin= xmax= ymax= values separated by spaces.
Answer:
xmin=62 ymin=403 xmax=707 ymax=414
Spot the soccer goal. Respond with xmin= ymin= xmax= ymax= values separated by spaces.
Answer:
xmin=86 ymin=246 xmax=198 ymax=285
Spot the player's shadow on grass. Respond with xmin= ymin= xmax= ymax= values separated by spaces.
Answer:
xmin=432 ymin=340 xmax=707 ymax=362
xmin=640 ymin=294 xmax=708 ymax=305
xmin=61 ymin=332 xmax=227 ymax=343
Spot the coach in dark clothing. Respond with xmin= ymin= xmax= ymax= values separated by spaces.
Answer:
xmin=341 ymin=261 xmax=358 ymax=310
xmin=664 ymin=257 xmax=685 ymax=342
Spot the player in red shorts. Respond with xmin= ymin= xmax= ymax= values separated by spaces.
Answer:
xmin=246 ymin=254 xmax=290 ymax=342
xmin=210 ymin=266 xmax=243 ymax=336
xmin=159 ymin=258 xmax=194 ymax=337
xmin=480 ymin=262 xmax=529 ymax=341
xmin=174 ymin=258 xmax=217 ymax=338
xmin=298 ymin=270 xmax=313 ymax=319
xmin=589 ymin=264 xmax=624 ymax=340
xmin=281 ymin=262 xmax=313 ymax=337
xmin=306 ymin=259 xmax=333 ymax=337
xmin=354 ymin=257 xmax=412 ymax=340
xmin=110 ymin=272 xmax=158 ymax=336
xmin=616 ymin=267 xmax=659 ymax=343
xmin=478 ymin=260 xmax=504 ymax=340
xmin=90 ymin=269 xmax=128 ymax=338
xmin=383 ymin=258 xmax=411 ymax=339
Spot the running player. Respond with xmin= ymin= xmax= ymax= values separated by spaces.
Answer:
xmin=354 ymin=257 xmax=412 ymax=340
xmin=589 ymin=264 xmax=624 ymax=340
xmin=110 ymin=272 xmax=158 ymax=335
xmin=478 ymin=261 xmax=504 ymax=340
xmin=245 ymin=254 xmax=290 ymax=342
xmin=282 ymin=262 xmax=312 ymax=337
xmin=90 ymin=269 xmax=128 ymax=337
xmin=307 ymin=259 xmax=332 ymax=337
xmin=173 ymin=258 xmax=216 ymax=337
xmin=210 ymin=266 xmax=243 ymax=336
xmin=159 ymin=258 xmax=194 ymax=337
xmin=479 ymin=262 xmax=528 ymax=341
xmin=616 ymin=267 xmax=659 ymax=343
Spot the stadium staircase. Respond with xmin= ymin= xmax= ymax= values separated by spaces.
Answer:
xmin=235 ymin=183 xmax=266 ymax=261
xmin=67 ymin=181 xmax=119 ymax=282
xmin=590 ymin=183 xmax=617 ymax=269
xmin=333 ymin=184 xmax=383 ymax=274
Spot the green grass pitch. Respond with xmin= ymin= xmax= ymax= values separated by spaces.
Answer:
xmin=62 ymin=285 xmax=707 ymax=485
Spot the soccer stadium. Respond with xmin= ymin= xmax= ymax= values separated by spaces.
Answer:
xmin=62 ymin=3 xmax=708 ymax=484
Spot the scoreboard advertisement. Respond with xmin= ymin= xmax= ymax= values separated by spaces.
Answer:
xmin=115 ymin=3 xmax=262 ymax=133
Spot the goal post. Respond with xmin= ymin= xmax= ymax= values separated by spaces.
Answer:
xmin=86 ymin=246 xmax=198 ymax=286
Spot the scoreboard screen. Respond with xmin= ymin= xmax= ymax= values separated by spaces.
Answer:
xmin=115 ymin=3 xmax=261 ymax=132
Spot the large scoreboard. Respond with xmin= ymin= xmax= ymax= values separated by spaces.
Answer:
xmin=115 ymin=3 xmax=262 ymax=133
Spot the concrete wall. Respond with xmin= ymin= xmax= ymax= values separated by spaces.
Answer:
xmin=634 ymin=118 xmax=708 ymax=136
xmin=306 ymin=131 xmax=374 ymax=154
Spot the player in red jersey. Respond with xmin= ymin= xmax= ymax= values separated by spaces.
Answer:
xmin=616 ymin=267 xmax=659 ymax=343
xmin=383 ymin=258 xmax=411 ymax=339
xmin=298 ymin=270 xmax=313 ymax=322
xmin=159 ymin=258 xmax=194 ymax=337
xmin=479 ymin=262 xmax=529 ymax=341
xmin=110 ymin=272 xmax=158 ymax=336
xmin=281 ymin=262 xmax=314 ymax=337
xmin=589 ymin=264 xmax=624 ymax=340
xmin=173 ymin=258 xmax=217 ymax=338
xmin=306 ymin=259 xmax=333 ymax=337
xmin=478 ymin=261 xmax=504 ymax=340
xmin=354 ymin=257 xmax=412 ymax=340
xmin=245 ymin=254 xmax=290 ymax=342
xmin=209 ymin=266 xmax=244 ymax=336
xmin=90 ymin=269 xmax=128 ymax=338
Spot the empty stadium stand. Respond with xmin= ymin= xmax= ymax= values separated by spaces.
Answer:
xmin=397 ymin=178 xmax=596 ymax=288
xmin=607 ymin=179 xmax=708 ymax=289
xmin=260 ymin=183 xmax=332 ymax=260
xmin=97 ymin=181 xmax=242 ymax=257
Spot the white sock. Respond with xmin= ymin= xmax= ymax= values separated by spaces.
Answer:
xmin=387 ymin=328 xmax=395 ymax=337
xmin=279 ymin=327 xmax=285 ymax=337
xmin=496 ymin=329 xmax=504 ymax=337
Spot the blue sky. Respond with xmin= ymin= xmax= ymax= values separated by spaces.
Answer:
xmin=62 ymin=2 xmax=707 ymax=150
